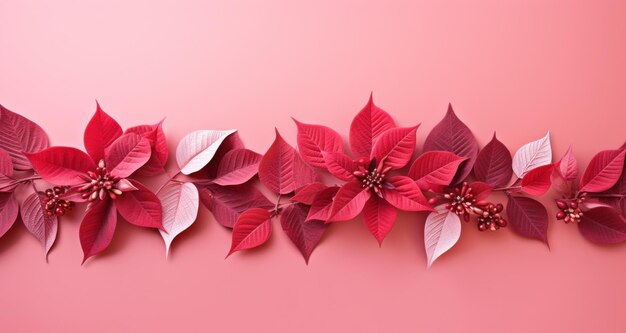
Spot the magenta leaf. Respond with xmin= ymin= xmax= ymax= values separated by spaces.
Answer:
xmin=0 ymin=192 xmax=19 ymax=239
xmin=114 ymin=180 xmax=163 ymax=230
xmin=0 ymin=104 xmax=50 ymax=170
xmin=104 ymin=133 xmax=152 ymax=178
xmin=328 ymin=181 xmax=371 ymax=222
xmin=424 ymin=205 xmax=462 ymax=268
xmin=197 ymin=183 xmax=273 ymax=228
xmin=363 ymin=196 xmax=397 ymax=245
xmin=212 ymin=149 xmax=262 ymax=186
xmin=258 ymin=129 xmax=318 ymax=194
xmin=520 ymin=164 xmax=554 ymax=196
xmin=506 ymin=195 xmax=549 ymax=246
xmin=556 ymin=145 xmax=578 ymax=181
xmin=578 ymin=206 xmax=626 ymax=244
xmin=80 ymin=198 xmax=117 ymax=263
xmin=579 ymin=149 xmax=626 ymax=193
xmin=294 ymin=119 xmax=344 ymax=169
xmin=176 ymin=129 xmax=237 ymax=175
xmin=423 ymin=104 xmax=478 ymax=184
xmin=291 ymin=182 xmax=328 ymax=205
xmin=370 ymin=126 xmax=419 ymax=169
xmin=0 ymin=148 xmax=14 ymax=176
xmin=20 ymin=192 xmax=58 ymax=259
xmin=383 ymin=176 xmax=432 ymax=212
xmin=158 ymin=182 xmax=199 ymax=257
xmin=204 ymin=132 xmax=245 ymax=179
xmin=227 ymin=208 xmax=273 ymax=256
xmin=26 ymin=147 xmax=96 ymax=185
xmin=83 ymin=103 xmax=123 ymax=163
xmin=306 ymin=186 xmax=340 ymax=221
xmin=280 ymin=203 xmax=328 ymax=264
xmin=322 ymin=152 xmax=358 ymax=181
xmin=470 ymin=181 xmax=494 ymax=201
xmin=408 ymin=151 xmax=467 ymax=190
xmin=473 ymin=133 xmax=513 ymax=187
xmin=349 ymin=94 xmax=395 ymax=158
xmin=125 ymin=121 xmax=169 ymax=176
xmin=512 ymin=132 xmax=552 ymax=178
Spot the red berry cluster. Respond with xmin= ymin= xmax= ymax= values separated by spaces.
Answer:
xmin=42 ymin=186 xmax=74 ymax=217
xmin=430 ymin=182 xmax=507 ymax=231
xmin=555 ymin=195 xmax=586 ymax=223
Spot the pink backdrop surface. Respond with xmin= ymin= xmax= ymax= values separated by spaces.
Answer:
xmin=1 ymin=1 xmax=625 ymax=332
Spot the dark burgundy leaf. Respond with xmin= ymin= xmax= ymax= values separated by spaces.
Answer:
xmin=0 ymin=192 xmax=19 ymax=239
xmin=578 ymin=206 xmax=626 ymax=244
xmin=0 ymin=104 xmax=50 ymax=170
xmin=0 ymin=148 xmax=14 ymax=176
xmin=473 ymin=133 xmax=513 ymax=187
xmin=506 ymin=195 xmax=549 ymax=246
xmin=197 ymin=183 xmax=273 ymax=228
xmin=281 ymin=203 xmax=328 ymax=264
xmin=20 ymin=192 xmax=58 ymax=259
xmin=423 ymin=104 xmax=479 ymax=184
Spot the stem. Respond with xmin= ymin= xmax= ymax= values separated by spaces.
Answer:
xmin=0 ymin=175 xmax=42 ymax=191
xmin=493 ymin=185 xmax=521 ymax=192
xmin=272 ymin=194 xmax=282 ymax=216
xmin=587 ymin=193 xmax=626 ymax=199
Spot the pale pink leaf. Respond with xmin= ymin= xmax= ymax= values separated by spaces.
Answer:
xmin=424 ymin=205 xmax=462 ymax=268
xmin=512 ymin=131 xmax=552 ymax=178
xmin=556 ymin=145 xmax=578 ymax=181
xmin=158 ymin=182 xmax=200 ymax=257
xmin=176 ymin=129 xmax=237 ymax=175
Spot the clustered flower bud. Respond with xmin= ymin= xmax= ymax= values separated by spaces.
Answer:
xmin=555 ymin=195 xmax=585 ymax=223
xmin=42 ymin=186 xmax=74 ymax=217
xmin=78 ymin=160 xmax=128 ymax=201
xmin=430 ymin=182 xmax=507 ymax=231
xmin=353 ymin=158 xmax=392 ymax=197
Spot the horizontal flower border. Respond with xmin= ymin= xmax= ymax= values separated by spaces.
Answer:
xmin=0 ymin=96 xmax=624 ymax=266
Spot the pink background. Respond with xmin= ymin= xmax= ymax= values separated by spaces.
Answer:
xmin=1 ymin=1 xmax=625 ymax=332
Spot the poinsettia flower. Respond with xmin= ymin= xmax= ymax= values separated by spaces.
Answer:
xmin=295 ymin=96 xmax=432 ymax=244
xmin=25 ymin=105 xmax=164 ymax=262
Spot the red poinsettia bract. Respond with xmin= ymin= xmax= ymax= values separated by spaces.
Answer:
xmin=26 ymin=104 xmax=164 ymax=262
xmin=295 ymin=95 xmax=432 ymax=244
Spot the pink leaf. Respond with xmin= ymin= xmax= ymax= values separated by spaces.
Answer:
xmin=306 ymin=186 xmax=340 ymax=221
xmin=83 ymin=102 xmax=123 ymax=163
xmin=473 ymin=133 xmax=513 ymax=187
xmin=556 ymin=145 xmax=578 ymax=181
xmin=227 ymin=208 xmax=272 ymax=256
xmin=291 ymin=182 xmax=328 ymax=205
xmin=197 ymin=183 xmax=273 ymax=228
xmin=104 ymin=133 xmax=152 ymax=178
xmin=506 ymin=195 xmax=549 ymax=246
xmin=322 ymin=152 xmax=358 ymax=181
xmin=349 ymin=94 xmax=395 ymax=158
xmin=80 ymin=198 xmax=117 ymax=263
xmin=0 ymin=175 xmax=17 ymax=193
xmin=204 ymin=132 xmax=245 ymax=179
xmin=521 ymin=164 xmax=554 ymax=196
xmin=383 ymin=176 xmax=432 ymax=212
xmin=176 ymin=129 xmax=237 ymax=175
xmin=0 ymin=104 xmax=50 ymax=170
xmin=26 ymin=147 xmax=96 ymax=185
xmin=293 ymin=119 xmax=344 ymax=169
xmin=423 ymin=104 xmax=478 ymax=184
xmin=0 ymin=192 xmax=19 ymax=239
xmin=363 ymin=196 xmax=397 ymax=245
xmin=424 ymin=205 xmax=462 ymax=268
xmin=158 ymin=182 xmax=199 ymax=257
xmin=20 ymin=192 xmax=58 ymax=259
xmin=126 ymin=121 xmax=169 ymax=176
xmin=212 ymin=149 xmax=262 ymax=186
xmin=370 ymin=126 xmax=419 ymax=169
xmin=280 ymin=203 xmax=327 ymax=264
xmin=578 ymin=206 xmax=626 ymax=244
xmin=0 ymin=148 xmax=14 ymax=176
xmin=408 ymin=151 xmax=467 ymax=190
xmin=512 ymin=132 xmax=552 ymax=178
xmin=328 ymin=181 xmax=371 ymax=222
xmin=258 ymin=129 xmax=318 ymax=194
xmin=579 ymin=149 xmax=626 ymax=193
xmin=114 ymin=180 xmax=163 ymax=230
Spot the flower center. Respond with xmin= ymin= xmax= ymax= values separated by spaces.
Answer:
xmin=79 ymin=160 xmax=123 ymax=201
xmin=439 ymin=182 xmax=507 ymax=231
xmin=352 ymin=158 xmax=390 ymax=196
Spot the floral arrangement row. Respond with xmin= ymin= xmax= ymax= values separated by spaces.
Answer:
xmin=0 ymin=96 xmax=624 ymax=266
